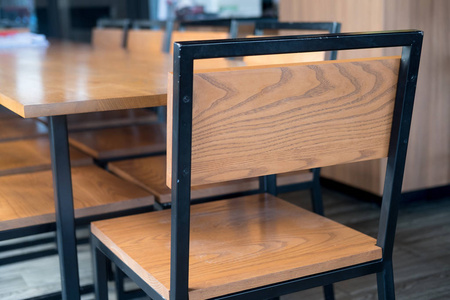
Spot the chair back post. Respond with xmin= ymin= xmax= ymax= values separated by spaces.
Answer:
xmin=171 ymin=30 xmax=423 ymax=299
xmin=170 ymin=44 xmax=195 ymax=299
xmin=376 ymin=37 xmax=423 ymax=261
xmin=95 ymin=18 xmax=131 ymax=48
xmin=259 ymin=175 xmax=277 ymax=195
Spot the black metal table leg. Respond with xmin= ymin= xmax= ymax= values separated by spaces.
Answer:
xmin=48 ymin=115 xmax=80 ymax=300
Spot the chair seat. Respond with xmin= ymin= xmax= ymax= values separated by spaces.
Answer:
xmin=0 ymin=106 xmax=20 ymax=119
xmin=0 ymin=118 xmax=48 ymax=142
xmin=37 ymin=109 xmax=158 ymax=131
xmin=0 ymin=137 xmax=92 ymax=176
xmin=108 ymin=155 xmax=314 ymax=204
xmin=0 ymin=165 xmax=154 ymax=233
xmin=91 ymin=194 xmax=381 ymax=299
xmin=68 ymin=123 xmax=166 ymax=160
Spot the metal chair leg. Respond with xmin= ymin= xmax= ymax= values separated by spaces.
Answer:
xmin=310 ymin=168 xmax=335 ymax=300
xmin=93 ymin=246 xmax=109 ymax=300
xmin=310 ymin=168 xmax=324 ymax=215
xmin=323 ymin=284 xmax=335 ymax=300
xmin=377 ymin=260 xmax=396 ymax=300
xmin=114 ymin=265 xmax=126 ymax=300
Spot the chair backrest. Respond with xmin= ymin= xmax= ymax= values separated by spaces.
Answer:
xmin=127 ymin=29 xmax=166 ymax=53
xmin=91 ymin=19 xmax=130 ymax=49
xmin=127 ymin=29 xmax=229 ymax=54
xmin=168 ymin=55 xmax=400 ymax=186
xmin=166 ymin=30 xmax=423 ymax=296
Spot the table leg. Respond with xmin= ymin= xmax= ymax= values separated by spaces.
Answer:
xmin=48 ymin=115 xmax=80 ymax=300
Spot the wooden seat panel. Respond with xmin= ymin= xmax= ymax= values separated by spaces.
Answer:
xmin=92 ymin=194 xmax=381 ymax=299
xmin=0 ymin=137 xmax=92 ymax=176
xmin=38 ymin=109 xmax=157 ymax=131
xmin=109 ymin=155 xmax=313 ymax=204
xmin=0 ymin=105 xmax=20 ymax=119
xmin=0 ymin=165 xmax=154 ymax=232
xmin=68 ymin=123 xmax=166 ymax=160
xmin=0 ymin=118 xmax=48 ymax=141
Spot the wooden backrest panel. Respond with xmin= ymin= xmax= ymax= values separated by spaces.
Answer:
xmin=91 ymin=28 xmax=124 ymax=49
xmin=127 ymin=30 xmax=165 ymax=53
xmin=127 ymin=30 xmax=228 ymax=53
xmin=167 ymin=56 xmax=400 ymax=186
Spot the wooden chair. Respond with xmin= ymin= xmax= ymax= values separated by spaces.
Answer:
xmin=38 ymin=109 xmax=158 ymax=131
xmin=0 ymin=163 xmax=155 ymax=297
xmin=0 ymin=137 xmax=92 ymax=176
xmin=0 ymin=118 xmax=48 ymax=142
xmin=92 ymin=19 xmax=130 ymax=49
xmin=108 ymin=155 xmax=314 ymax=208
xmin=68 ymin=123 xmax=166 ymax=162
xmin=91 ymin=30 xmax=422 ymax=299
xmin=127 ymin=28 xmax=229 ymax=54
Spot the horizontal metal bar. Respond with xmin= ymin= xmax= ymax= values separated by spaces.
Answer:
xmin=92 ymin=234 xmax=166 ymax=300
xmin=22 ymin=284 xmax=94 ymax=300
xmin=0 ymin=249 xmax=58 ymax=266
xmin=214 ymin=260 xmax=384 ymax=300
xmin=175 ymin=30 xmax=423 ymax=59
xmin=0 ymin=236 xmax=55 ymax=252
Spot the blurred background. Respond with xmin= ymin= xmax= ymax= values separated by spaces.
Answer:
xmin=0 ymin=0 xmax=277 ymax=41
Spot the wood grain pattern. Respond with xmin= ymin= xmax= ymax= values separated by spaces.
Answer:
xmin=0 ymin=41 xmax=244 ymax=118
xmin=91 ymin=28 xmax=125 ymax=50
xmin=0 ymin=118 xmax=48 ymax=141
xmin=92 ymin=194 xmax=381 ymax=299
xmin=0 ymin=137 xmax=92 ymax=176
xmin=0 ymin=165 xmax=154 ymax=232
xmin=167 ymin=57 xmax=400 ymax=186
xmin=280 ymin=0 xmax=450 ymax=194
xmin=0 ymin=42 xmax=170 ymax=118
xmin=108 ymin=155 xmax=313 ymax=204
xmin=68 ymin=123 xmax=166 ymax=160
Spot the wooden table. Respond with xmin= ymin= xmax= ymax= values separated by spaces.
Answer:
xmin=0 ymin=41 xmax=241 ymax=299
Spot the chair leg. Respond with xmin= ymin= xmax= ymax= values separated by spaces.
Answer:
xmin=114 ymin=265 xmax=126 ymax=300
xmin=377 ymin=260 xmax=396 ymax=300
xmin=310 ymin=168 xmax=335 ymax=300
xmin=93 ymin=246 xmax=109 ymax=300
xmin=323 ymin=284 xmax=335 ymax=300
xmin=310 ymin=168 xmax=324 ymax=216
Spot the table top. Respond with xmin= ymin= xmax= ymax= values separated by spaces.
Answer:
xmin=0 ymin=41 xmax=242 ymax=118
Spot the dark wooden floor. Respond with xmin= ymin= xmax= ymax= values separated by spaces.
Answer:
xmin=0 ymin=187 xmax=449 ymax=299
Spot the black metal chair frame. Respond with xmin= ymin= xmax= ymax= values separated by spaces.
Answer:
xmin=92 ymin=30 xmax=422 ymax=300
